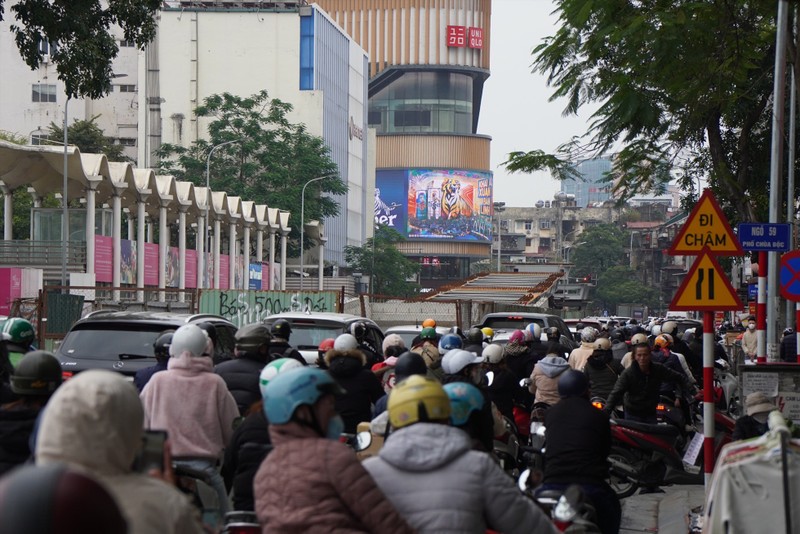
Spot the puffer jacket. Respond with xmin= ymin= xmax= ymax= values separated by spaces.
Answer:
xmin=528 ymin=355 xmax=569 ymax=406
xmin=363 ymin=423 xmax=556 ymax=534
xmin=0 ymin=401 xmax=40 ymax=475
xmin=568 ymin=342 xmax=596 ymax=371
xmin=583 ymin=350 xmax=623 ymax=401
xmin=215 ymin=355 xmax=267 ymax=415
xmin=325 ymin=349 xmax=385 ymax=433
xmin=35 ymin=370 xmax=204 ymax=534
xmin=253 ymin=422 xmax=415 ymax=534
xmin=222 ymin=408 xmax=272 ymax=511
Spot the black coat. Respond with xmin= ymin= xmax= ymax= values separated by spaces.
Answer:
xmin=324 ymin=349 xmax=385 ymax=434
xmin=732 ymin=415 xmax=768 ymax=441
xmin=268 ymin=340 xmax=307 ymax=365
xmin=544 ymin=396 xmax=611 ymax=485
xmin=780 ymin=334 xmax=797 ymax=363
xmin=215 ymin=356 xmax=267 ymax=415
xmin=505 ymin=346 xmax=539 ymax=410
xmin=486 ymin=367 xmax=518 ymax=423
xmin=605 ymin=361 xmax=692 ymax=418
xmin=0 ymin=403 xmax=40 ymax=476
xmin=583 ymin=352 xmax=623 ymax=402
xmin=222 ymin=409 xmax=272 ymax=511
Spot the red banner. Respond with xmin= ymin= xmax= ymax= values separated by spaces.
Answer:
xmin=144 ymin=243 xmax=159 ymax=286
xmin=185 ymin=249 xmax=197 ymax=289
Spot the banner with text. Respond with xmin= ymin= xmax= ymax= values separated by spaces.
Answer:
xmin=199 ymin=289 xmax=339 ymax=327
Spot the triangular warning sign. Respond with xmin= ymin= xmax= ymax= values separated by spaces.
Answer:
xmin=668 ymin=189 xmax=743 ymax=256
xmin=670 ymin=248 xmax=743 ymax=311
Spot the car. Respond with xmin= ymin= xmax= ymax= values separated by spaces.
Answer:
xmin=383 ymin=325 xmax=451 ymax=349
xmin=55 ymin=311 xmax=237 ymax=379
xmin=474 ymin=312 xmax=578 ymax=350
xmin=263 ymin=312 xmax=385 ymax=365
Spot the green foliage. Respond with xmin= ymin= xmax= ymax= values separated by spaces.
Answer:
xmin=570 ymin=224 xmax=626 ymax=278
xmin=48 ymin=116 xmax=129 ymax=161
xmin=344 ymin=226 xmax=420 ymax=297
xmin=156 ymin=91 xmax=346 ymax=258
xmin=595 ymin=266 xmax=660 ymax=311
xmin=4 ymin=0 xmax=159 ymax=99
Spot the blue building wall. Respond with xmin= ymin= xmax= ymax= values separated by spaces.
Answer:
xmin=562 ymin=157 xmax=612 ymax=207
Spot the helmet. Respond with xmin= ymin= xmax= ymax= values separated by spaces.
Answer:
xmin=595 ymin=337 xmax=612 ymax=351
xmin=0 ymin=464 xmax=127 ymax=533
xmin=651 ymin=324 xmax=662 ymax=337
xmin=480 ymin=327 xmax=494 ymax=340
xmin=441 ymin=349 xmax=485 ymax=375
xmin=169 ymin=324 xmax=208 ymax=358
xmin=262 ymin=368 xmax=346 ymax=424
xmin=609 ymin=329 xmax=625 ymax=343
xmin=683 ymin=328 xmax=696 ymax=341
xmin=318 ymin=338 xmax=335 ymax=353
xmin=575 ymin=322 xmax=586 ymax=331
xmin=10 ymin=351 xmax=62 ymax=395
xmin=580 ymin=327 xmax=599 ymax=343
xmin=630 ymin=333 xmax=648 ymax=345
xmin=526 ymin=323 xmax=542 ymax=339
xmin=349 ymin=321 xmax=367 ymax=341
xmin=387 ymin=375 xmax=450 ymax=429
xmin=661 ymin=321 xmax=678 ymax=335
xmin=422 ymin=318 xmax=437 ymax=328
xmin=558 ymin=369 xmax=590 ymax=398
xmin=466 ymin=327 xmax=484 ymax=344
xmin=654 ymin=334 xmax=672 ymax=349
xmin=195 ymin=322 xmax=218 ymax=346
xmin=394 ymin=351 xmax=427 ymax=381
xmin=153 ymin=331 xmax=174 ymax=360
xmin=521 ymin=330 xmax=534 ymax=343
xmin=419 ymin=327 xmax=438 ymax=341
xmin=784 ymin=328 xmax=795 ymax=337
xmin=443 ymin=382 xmax=484 ymax=426
xmin=546 ymin=326 xmax=560 ymax=340
xmin=382 ymin=334 xmax=405 ymax=355
xmin=333 ymin=333 xmax=359 ymax=352
xmin=235 ymin=323 xmax=271 ymax=353
xmin=270 ymin=319 xmax=292 ymax=339
xmin=508 ymin=330 xmax=526 ymax=345
xmin=2 ymin=318 xmax=35 ymax=346
xmin=259 ymin=357 xmax=304 ymax=398
xmin=438 ymin=333 xmax=463 ymax=353
xmin=482 ymin=344 xmax=504 ymax=364
xmin=449 ymin=326 xmax=464 ymax=338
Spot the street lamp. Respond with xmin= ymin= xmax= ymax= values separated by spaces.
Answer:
xmin=493 ymin=202 xmax=506 ymax=272
xmin=202 ymin=139 xmax=240 ymax=288
xmin=300 ymin=174 xmax=337 ymax=291
xmin=61 ymin=97 xmax=69 ymax=290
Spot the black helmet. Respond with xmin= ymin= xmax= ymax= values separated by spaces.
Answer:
xmin=11 ymin=350 xmax=62 ymax=396
xmin=546 ymin=326 xmax=560 ymax=340
xmin=466 ymin=327 xmax=483 ymax=344
xmin=575 ymin=322 xmax=585 ymax=331
xmin=449 ymin=326 xmax=464 ymax=338
xmin=196 ymin=322 xmax=218 ymax=346
xmin=558 ymin=369 xmax=590 ymax=398
xmin=609 ymin=329 xmax=625 ymax=343
xmin=153 ymin=331 xmax=174 ymax=360
xmin=349 ymin=321 xmax=367 ymax=341
xmin=235 ymin=323 xmax=271 ymax=353
xmin=394 ymin=351 xmax=428 ymax=382
xmin=270 ymin=319 xmax=292 ymax=339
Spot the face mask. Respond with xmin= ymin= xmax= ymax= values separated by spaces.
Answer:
xmin=326 ymin=415 xmax=345 ymax=441
xmin=748 ymin=323 xmax=756 ymax=330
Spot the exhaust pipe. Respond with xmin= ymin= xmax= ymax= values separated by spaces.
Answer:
xmin=608 ymin=456 xmax=639 ymax=481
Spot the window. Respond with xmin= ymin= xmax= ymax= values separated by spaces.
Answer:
xmin=539 ymin=219 xmax=551 ymax=230
xmin=31 ymin=134 xmax=50 ymax=145
xmin=32 ymin=84 xmax=57 ymax=103
xmin=524 ymin=221 xmax=533 ymax=230
xmin=117 ymin=138 xmax=136 ymax=147
xmin=394 ymin=109 xmax=431 ymax=127
xmin=118 ymin=85 xmax=136 ymax=93
xmin=367 ymin=111 xmax=382 ymax=125
xmin=38 ymin=40 xmax=57 ymax=55
xmin=120 ymin=39 xmax=135 ymax=47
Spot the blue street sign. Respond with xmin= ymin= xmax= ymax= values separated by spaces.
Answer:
xmin=748 ymin=283 xmax=757 ymax=300
xmin=780 ymin=250 xmax=800 ymax=302
xmin=737 ymin=223 xmax=791 ymax=252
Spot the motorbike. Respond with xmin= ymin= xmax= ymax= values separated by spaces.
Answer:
xmin=518 ymin=470 xmax=601 ymax=533
xmin=221 ymin=511 xmax=260 ymax=534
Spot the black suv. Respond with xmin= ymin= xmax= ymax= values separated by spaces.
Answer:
xmin=55 ymin=311 xmax=237 ymax=379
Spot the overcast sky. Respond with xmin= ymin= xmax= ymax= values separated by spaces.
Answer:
xmin=480 ymin=0 xmax=597 ymax=207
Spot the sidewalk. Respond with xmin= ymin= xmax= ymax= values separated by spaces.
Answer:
xmin=620 ymin=485 xmax=707 ymax=533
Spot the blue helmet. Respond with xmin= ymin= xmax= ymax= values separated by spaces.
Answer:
xmin=443 ymin=382 xmax=484 ymax=426
xmin=262 ymin=367 xmax=345 ymax=424
xmin=438 ymin=333 xmax=463 ymax=353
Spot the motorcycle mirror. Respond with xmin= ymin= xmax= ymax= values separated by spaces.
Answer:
xmin=517 ymin=469 xmax=531 ymax=492
xmin=519 ymin=378 xmax=531 ymax=388
xmin=354 ymin=431 xmax=372 ymax=452
xmin=485 ymin=371 xmax=495 ymax=387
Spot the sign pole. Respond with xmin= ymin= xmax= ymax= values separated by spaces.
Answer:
xmin=703 ymin=311 xmax=716 ymax=486
xmin=758 ymin=251 xmax=768 ymax=364
xmin=796 ymin=302 xmax=800 ymax=363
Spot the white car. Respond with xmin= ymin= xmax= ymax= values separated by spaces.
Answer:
xmin=383 ymin=325 xmax=451 ymax=349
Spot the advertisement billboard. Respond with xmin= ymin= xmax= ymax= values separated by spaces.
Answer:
xmin=375 ymin=169 xmax=493 ymax=242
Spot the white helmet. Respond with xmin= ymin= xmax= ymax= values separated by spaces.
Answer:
xmin=525 ymin=323 xmax=542 ymax=339
xmin=334 ymin=333 xmax=359 ymax=351
xmin=258 ymin=358 xmax=303 ymax=397
xmin=630 ymin=333 xmax=648 ymax=345
xmin=580 ymin=327 xmax=599 ymax=343
xmin=651 ymin=324 xmax=662 ymax=337
xmin=595 ymin=337 xmax=612 ymax=350
xmin=170 ymin=324 xmax=208 ymax=358
xmin=661 ymin=321 xmax=677 ymax=335
xmin=382 ymin=333 xmax=405 ymax=355
xmin=441 ymin=350 xmax=485 ymax=375
xmin=482 ymin=344 xmax=504 ymax=364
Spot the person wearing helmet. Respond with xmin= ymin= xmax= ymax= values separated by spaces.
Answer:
xmin=0 ymin=334 xmax=14 ymax=405
xmin=444 ymin=381 xmax=490 ymax=451
xmin=583 ymin=338 xmax=623 ymax=403
xmin=441 ymin=349 xmax=495 ymax=452
xmin=572 ymin=322 xmax=586 ymax=342
xmin=2 ymin=318 xmax=36 ymax=368
xmin=254 ymin=367 xmax=414 ymax=533
xmin=316 ymin=337 xmax=336 ymax=368
xmin=215 ymin=323 xmax=274 ymax=415
xmin=482 ymin=343 xmax=518 ymax=426
xmin=140 ymin=323 xmax=239 ymax=517
xmin=196 ymin=321 xmax=228 ymax=364
xmin=463 ymin=327 xmax=484 ymax=354
xmin=422 ymin=318 xmax=437 ymax=329
xmin=324 ymin=334 xmax=386 ymax=434
xmin=267 ymin=318 xmax=307 ymax=366
xmin=36 ymin=370 xmax=204 ymax=533
xmin=525 ymin=323 xmax=548 ymax=358
xmin=544 ymin=326 xmax=571 ymax=360
xmin=652 ymin=334 xmax=696 ymax=396
xmin=503 ymin=329 xmax=539 ymax=411
xmin=372 ymin=351 xmax=429 ymax=418
xmin=412 ymin=328 xmax=444 ymax=379
xmin=363 ymin=375 xmax=554 ymax=534
xmin=527 ymin=351 xmax=570 ymax=407
xmin=134 ymin=330 xmax=174 ymax=393
xmin=348 ymin=321 xmax=382 ymax=367
xmin=221 ymin=358 xmax=303 ymax=511
xmin=568 ymin=326 xmax=600 ymax=371
xmin=609 ymin=329 xmax=628 ymax=362
xmin=480 ymin=326 xmax=494 ymax=342
xmin=621 ymin=332 xmax=649 ymax=368
xmin=372 ymin=334 xmax=407 ymax=394
xmin=0 ymin=351 xmax=62 ymax=475
xmin=538 ymin=369 xmax=621 ymax=534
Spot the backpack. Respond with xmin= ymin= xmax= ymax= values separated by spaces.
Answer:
xmin=269 ymin=346 xmax=295 ymax=362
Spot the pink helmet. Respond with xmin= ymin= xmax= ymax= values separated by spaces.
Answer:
xmin=508 ymin=330 xmax=526 ymax=345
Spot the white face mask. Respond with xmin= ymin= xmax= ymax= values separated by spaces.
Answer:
xmin=748 ymin=323 xmax=756 ymax=331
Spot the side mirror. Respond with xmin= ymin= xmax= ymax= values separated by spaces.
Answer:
xmin=485 ymin=371 xmax=495 ymax=387
xmin=519 ymin=378 xmax=531 ymax=388
xmin=518 ymin=468 xmax=531 ymax=492
xmin=354 ymin=431 xmax=372 ymax=452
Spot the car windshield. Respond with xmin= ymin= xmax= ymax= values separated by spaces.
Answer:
xmin=58 ymin=323 xmax=168 ymax=361
xmin=483 ymin=317 xmax=544 ymax=331
xmin=290 ymin=325 xmax=344 ymax=350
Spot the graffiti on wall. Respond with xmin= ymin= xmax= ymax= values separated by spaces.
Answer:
xmin=199 ymin=289 xmax=339 ymax=327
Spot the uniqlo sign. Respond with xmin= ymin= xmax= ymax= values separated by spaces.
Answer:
xmin=469 ymin=27 xmax=483 ymax=49
xmin=447 ymin=25 xmax=466 ymax=47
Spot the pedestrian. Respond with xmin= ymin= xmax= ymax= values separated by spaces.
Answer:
xmin=732 ymin=392 xmax=777 ymax=441
xmin=741 ymin=318 xmax=758 ymax=363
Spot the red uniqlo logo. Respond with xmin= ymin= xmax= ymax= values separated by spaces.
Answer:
xmin=469 ymin=27 xmax=483 ymax=49
xmin=447 ymin=25 xmax=466 ymax=48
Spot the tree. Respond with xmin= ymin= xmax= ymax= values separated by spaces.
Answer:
xmin=505 ymin=1 xmax=783 ymax=225
xmin=344 ymin=226 xmax=420 ymax=297
xmin=570 ymin=224 xmax=626 ymax=278
xmin=48 ymin=116 xmax=129 ymax=162
xmin=3 ymin=0 xmax=159 ymax=98
xmin=595 ymin=266 xmax=660 ymax=312
xmin=157 ymin=91 xmax=346 ymax=258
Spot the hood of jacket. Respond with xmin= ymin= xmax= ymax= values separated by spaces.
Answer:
xmin=324 ymin=349 xmax=365 ymax=378
xmin=538 ymin=355 xmax=569 ymax=378
xmin=36 ymin=370 xmax=144 ymax=476
xmin=167 ymin=351 xmax=213 ymax=373
xmin=379 ymin=423 xmax=470 ymax=472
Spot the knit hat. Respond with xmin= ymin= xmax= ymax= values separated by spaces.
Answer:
xmin=745 ymin=392 xmax=776 ymax=416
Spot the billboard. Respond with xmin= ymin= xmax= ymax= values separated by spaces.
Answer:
xmin=375 ymin=169 xmax=493 ymax=242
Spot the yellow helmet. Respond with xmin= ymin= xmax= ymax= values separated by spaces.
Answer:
xmin=422 ymin=318 xmax=437 ymax=328
xmin=387 ymin=375 xmax=451 ymax=429
xmin=480 ymin=327 xmax=494 ymax=339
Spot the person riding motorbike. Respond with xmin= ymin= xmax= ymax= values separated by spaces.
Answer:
xmin=373 ymin=351 xmax=429 ymax=417
xmin=609 ymin=329 xmax=629 ymax=361
xmin=316 ymin=338 xmax=336 ymax=368
xmin=568 ymin=327 xmax=599 ymax=371
xmin=267 ymin=319 xmax=307 ymax=366
xmin=1 ymin=318 xmax=36 ymax=368
xmin=441 ymin=349 xmax=495 ymax=452
xmin=544 ymin=326 xmax=570 ymax=359
xmin=134 ymin=331 xmax=173 ymax=392
xmin=504 ymin=330 xmax=539 ymax=410
xmin=412 ymin=327 xmax=443 ymax=378
xmin=482 ymin=343 xmax=518 ymax=425
xmin=463 ymin=327 xmax=484 ymax=355
xmin=525 ymin=324 xmax=549 ymax=360
xmin=349 ymin=321 xmax=382 ymax=367
xmin=527 ymin=351 xmax=570 ymax=406
xmin=215 ymin=323 xmax=273 ymax=415
xmin=583 ymin=338 xmax=623 ymax=403
xmin=620 ymin=333 xmax=648 ymax=368
xmin=443 ymin=381 xmax=490 ymax=452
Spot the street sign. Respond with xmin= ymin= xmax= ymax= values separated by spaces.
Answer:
xmin=779 ymin=250 xmax=800 ymax=302
xmin=748 ymin=283 xmax=758 ymax=300
xmin=669 ymin=189 xmax=743 ymax=256
xmin=670 ymin=249 xmax=743 ymax=311
xmin=737 ymin=223 xmax=791 ymax=252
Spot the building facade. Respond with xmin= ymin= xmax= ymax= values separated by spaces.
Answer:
xmin=562 ymin=157 xmax=613 ymax=207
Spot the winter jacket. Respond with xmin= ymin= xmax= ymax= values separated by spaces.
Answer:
xmin=505 ymin=343 xmax=539 ymax=409
xmin=254 ymin=421 xmax=415 ymax=534
xmin=544 ymin=340 xmax=571 ymax=360
xmin=35 ymin=370 xmax=203 ymax=534
xmin=222 ymin=408 xmax=272 ymax=511
xmin=411 ymin=341 xmax=441 ymax=374
xmin=486 ymin=366 xmax=518 ymax=423
xmin=604 ymin=361 xmax=693 ymax=418
xmin=134 ymin=360 xmax=168 ymax=392
xmin=568 ymin=341 xmax=597 ymax=371
xmin=732 ymin=415 xmax=769 ymax=441
xmin=780 ymin=334 xmax=797 ymax=363
xmin=611 ymin=341 xmax=628 ymax=362
xmin=544 ymin=396 xmax=611 ymax=485
xmin=742 ymin=329 xmax=758 ymax=358
xmin=267 ymin=339 xmax=307 ymax=365
xmin=528 ymin=355 xmax=570 ymax=406
xmin=0 ymin=401 xmax=40 ymax=475
xmin=325 ymin=349 xmax=386 ymax=434
xmin=363 ymin=423 xmax=556 ymax=534
xmin=215 ymin=355 xmax=267 ymax=415
xmin=583 ymin=351 xmax=623 ymax=402
xmin=141 ymin=352 xmax=239 ymax=460
xmin=650 ymin=349 xmax=690 ymax=397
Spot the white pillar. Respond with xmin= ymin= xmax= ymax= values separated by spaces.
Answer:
xmin=256 ymin=228 xmax=263 ymax=263
xmin=280 ymin=230 xmax=288 ymax=290
xmin=213 ymin=218 xmax=221 ymax=289
xmin=112 ymin=194 xmax=122 ymax=301
xmin=318 ymin=237 xmax=327 ymax=291
xmin=127 ymin=212 xmax=134 ymax=240
xmin=228 ymin=221 xmax=237 ymax=289
xmin=243 ymin=225 xmax=251 ymax=290
xmin=137 ymin=200 xmax=146 ymax=301
xmin=179 ymin=208 xmax=187 ymax=302
xmin=3 ymin=190 xmax=12 ymax=240
xmin=146 ymin=219 xmax=153 ymax=243
xmin=158 ymin=205 xmax=168 ymax=300
xmin=85 ymin=186 xmax=96 ymax=275
xmin=269 ymin=228 xmax=277 ymax=290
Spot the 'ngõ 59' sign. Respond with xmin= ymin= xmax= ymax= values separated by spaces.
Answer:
xmin=447 ymin=26 xmax=483 ymax=49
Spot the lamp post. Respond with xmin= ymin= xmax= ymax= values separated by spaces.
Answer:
xmin=61 ymin=97 xmax=69 ymax=290
xmin=493 ymin=202 xmax=505 ymax=272
xmin=203 ymin=139 xmax=240 ymax=288
xmin=300 ymin=174 xmax=337 ymax=291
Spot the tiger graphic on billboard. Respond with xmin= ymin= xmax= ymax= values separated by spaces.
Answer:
xmin=440 ymin=178 xmax=472 ymax=219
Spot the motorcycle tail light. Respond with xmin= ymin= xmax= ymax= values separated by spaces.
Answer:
xmin=62 ymin=371 xmax=74 ymax=380
xmin=656 ymin=404 xmax=666 ymax=411
xmin=592 ymin=401 xmax=604 ymax=409
xmin=225 ymin=527 xmax=260 ymax=534
xmin=553 ymin=519 xmax=571 ymax=531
